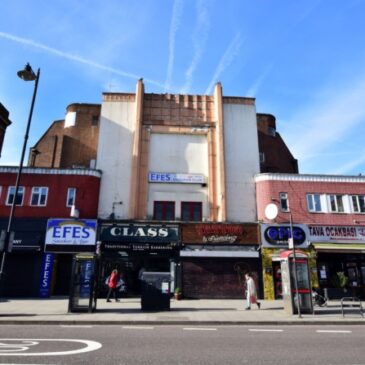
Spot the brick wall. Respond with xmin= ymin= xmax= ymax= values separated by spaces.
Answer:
xmin=256 ymin=176 xmax=365 ymax=225
xmin=29 ymin=103 xmax=100 ymax=168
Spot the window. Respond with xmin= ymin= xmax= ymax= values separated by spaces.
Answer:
xmin=306 ymin=194 xmax=323 ymax=212
xmin=66 ymin=188 xmax=76 ymax=207
xmin=153 ymin=201 xmax=175 ymax=220
xmin=181 ymin=202 xmax=202 ymax=221
xmin=329 ymin=194 xmax=344 ymax=213
xmin=352 ymin=195 xmax=365 ymax=213
xmin=279 ymin=192 xmax=289 ymax=212
xmin=268 ymin=127 xmax=276 ymax=137
xmin=30 ymin=187 xmax=48 ymax=206
xmin=259 ymin=152 xmax=265 ymax=163
xmin=6 ymin=186 xmax=25 ymax=206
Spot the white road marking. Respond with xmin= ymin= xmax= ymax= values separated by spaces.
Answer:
xmin=122 ymin=326 xmax=154 ymax=330
xmin=0 ymin=339 xmax=102 ymax=356
xmin=249 ymin=329 xmax=284 ymax=332
xmin=183 ymin=327 xmax=217 ymax=331
xmin=316 ymin=330 xmax=352 ymax=334
xmin=60 ymin=325 xmax=93 ymax=328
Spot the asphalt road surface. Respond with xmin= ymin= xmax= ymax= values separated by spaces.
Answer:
xmin=0 ymin=324 xmax=364 ymax=364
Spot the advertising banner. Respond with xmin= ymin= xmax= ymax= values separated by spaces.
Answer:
xmin=45 ymin=219 xmax=97 ymax=253
xmin=261 ymin=224 xmax=310 ymax=248
xmin=308 ymin=225 xmax=365 ymax=244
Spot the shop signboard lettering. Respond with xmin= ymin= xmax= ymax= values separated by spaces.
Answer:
xmin=149 ymin=172 xmax=205 ymax=184
xmin=39 ymin=253 xmax=54 ymax=298
xmin=182 ymin=223 xmax=259 ymax=245
xmin=102 ymin=242 xmax=177 ymax=252
xmin=45 ymin=219 xmax=97 ymax=253
xmin=101 ymin=223 xmax=179 ymax=243
xmin=308 ymin=225 xmax=365 ymax=243
xmin=261 ymin=224 xmax=309 ymax=248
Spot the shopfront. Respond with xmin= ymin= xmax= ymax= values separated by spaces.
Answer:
xmin=0 ymin=218 xmax=46 ymax=297
xmin=180 ymin=223 xmax=261 ymax=299
xmin=309 ymin=225 xmax=365 ymax=299
xmin=99 ymin=222 xmax=180 ymax=296
xmin=260 ymin=223 xmax=313 ymax=300
xmin=44 ymin=218 xmax=98 ymax=297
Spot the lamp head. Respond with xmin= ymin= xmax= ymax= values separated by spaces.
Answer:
xmin=17 ymin=63 xmax=37 ymax=81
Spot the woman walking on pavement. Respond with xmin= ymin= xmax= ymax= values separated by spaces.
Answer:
xmin=106 ymin=269 xmax=120 ymax=302
xmin=245 ymin=272 xmax=260 ymax=310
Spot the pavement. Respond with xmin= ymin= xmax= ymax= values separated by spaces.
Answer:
xmin=0 ymin=297 xmax=364 ymax=325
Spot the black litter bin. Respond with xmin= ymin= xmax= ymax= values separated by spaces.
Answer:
xmin=141 ymin=272 xmax=171 ymax=311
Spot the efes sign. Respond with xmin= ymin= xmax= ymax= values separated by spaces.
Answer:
xmin=45 ymin=219 xmax=97 ymax=253
xmin=261 ymin=224 xmax=309 ymax=248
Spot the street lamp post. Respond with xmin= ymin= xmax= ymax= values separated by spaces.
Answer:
xmin=265 ymin=199 xmax=301 ymax=318
xmin=0 ymin=64 xmax=40 ymax=286
xmin=288 ymin=210 xmax=301 ymax=318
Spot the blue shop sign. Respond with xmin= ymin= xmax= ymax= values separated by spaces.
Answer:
xmin=39 ymin=253 xmax=54 ymax=298
xmin=261 ymin=224 xmax=309 ymax=248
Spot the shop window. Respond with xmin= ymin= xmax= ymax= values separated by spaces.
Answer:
xmin=306 ymin=193 xmax=323 ymax=212
xmin=66 ymin=188 xmax=76 ymax=207
xmin=153 ymin=201 xmax=175 ymax=220
xmin=279 ymin=192 xmax=289 ymax=212
xmin=328 ymin=194 xmax=344 ymax=213
xmin=30 ymin=187 xmax=48 ymax=206
xmin=181 ymin=202 xmax=202 ymax=221
xmin=351 ymin=195 xmax=365 ymax=213
xmin=6 ymin=186 xmax=25 ymax=206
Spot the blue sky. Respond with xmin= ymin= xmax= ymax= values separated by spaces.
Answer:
xmin=1 ymin=0 xmax=365 ymax=175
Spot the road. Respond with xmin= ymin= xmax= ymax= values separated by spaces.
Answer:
xmin=0 ymin=324 xmax=364 ymax=364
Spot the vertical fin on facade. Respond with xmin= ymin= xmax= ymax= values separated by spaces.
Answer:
xmin=213 ymin=82 xmax=227 ymax=221
xmin=129 ymin=78 xmax=145 ymax=218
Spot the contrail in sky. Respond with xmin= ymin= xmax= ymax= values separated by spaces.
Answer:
xmin=0 ymin=31 xmax=164 ymax=88
xmin=164 ymin=0 xmax=184 ymax=92
xmin=180 ymin=0 xmax=210 ymax=94
xmin=205 ymin=32 xmax=243 ymax=95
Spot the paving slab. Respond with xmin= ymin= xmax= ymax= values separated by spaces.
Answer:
xmin=0 ymin=298 xmax=364 ymax=325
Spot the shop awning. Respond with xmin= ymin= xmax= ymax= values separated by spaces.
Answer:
xmin=180 ymin=245 xmax=259 ymax=258
xmin=312 ymin=243 xmax=365 ymax=253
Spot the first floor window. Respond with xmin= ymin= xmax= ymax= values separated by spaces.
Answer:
xmin=6 ymin=186 xmax=25 ymax=206
xmin=279 ymin=192 xmax=289 ymax=212
xmin=352 ymin=195 xmax=365 ymax=213
xmin=329 ymin=194 xmax=344 ymax=213
xmin=153 ymin=201 xmax=175 ymax=220
xmin=181 ymin=202 xmax=202 ymax=221
xmin=30 ymin=187 xmax=48 ymax=206
xmin=306 ymin=193 xmax=322 ymax=212
xmin=67 ymin=188 xmax=76 ymax=207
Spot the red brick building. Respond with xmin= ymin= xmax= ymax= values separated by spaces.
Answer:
xmin=256 ymin=173 xmax=365 ymax=299
xmin=28 ymin=103 xmax=100 ymax=168
xmin=0 ymin=167 xmax=101 ymax=297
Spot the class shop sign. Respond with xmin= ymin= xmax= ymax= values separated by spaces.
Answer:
xmin=45 ymin=218 xmax=97 ymax=253
xmin=101 ymin=223 xmax=179 ymax=243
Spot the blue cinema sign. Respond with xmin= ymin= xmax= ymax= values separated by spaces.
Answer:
xmin=45 ymin=218 xmax=97 ymax=253
xmin=261 ymin=224 xmax=310 ymax=248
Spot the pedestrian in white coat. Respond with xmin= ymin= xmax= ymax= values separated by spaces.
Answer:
xmin=245 ymin=273 xmax=260 ymax=310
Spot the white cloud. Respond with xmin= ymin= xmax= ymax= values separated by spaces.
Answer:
xmin=245 ymin=64 xmax=273 ymax=97
xmin=205 ymin=32 xmax=243 ymax=95
xmin=283 ymin=75 xmax=365 ymax=173
xmin=180 ymin=0 xmax=210 ymax=94
xmin=164 ymin=0 xmax=184 ymax=92
xmin=0 ymin=31 xmax=164 ymax=88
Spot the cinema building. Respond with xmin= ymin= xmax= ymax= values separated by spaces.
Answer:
xmin=256 ymin=173 xmax=365 ymax=300
xmin=23 ymin=80 xmax=297 ymax=299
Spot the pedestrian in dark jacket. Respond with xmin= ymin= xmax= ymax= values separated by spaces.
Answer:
xmin=106 ymin=269 xmax=119 ymax=302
